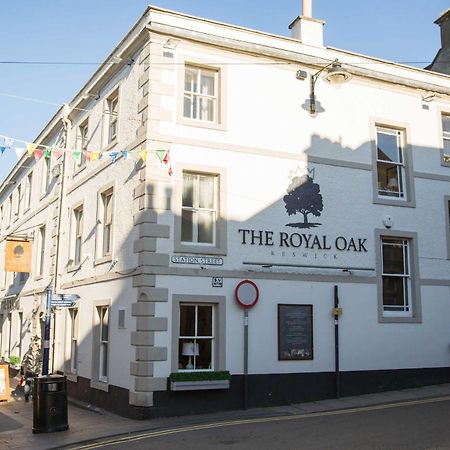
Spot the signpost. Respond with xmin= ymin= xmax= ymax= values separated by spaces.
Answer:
xmin=42 ymin=286 xmax=79 ymax=375
xmin=235 ymin=280 xmax=259 ymax=410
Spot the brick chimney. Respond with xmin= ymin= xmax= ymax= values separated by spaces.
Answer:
xmin=289 ymin=0 xmax=325 ymax=47
xmin=427 ymin=9 xmax=450 ymax=75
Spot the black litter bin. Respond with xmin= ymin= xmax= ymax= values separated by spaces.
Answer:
xmin=33 ymin=374 xmax=69 ymax=433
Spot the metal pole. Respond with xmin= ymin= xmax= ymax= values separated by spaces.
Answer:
xmin=243 ymin=308 xmax=249 ymax=410
xmin=334 ymin=285 xmax=340 ymax=398
xmin=42 ymin=285 xmax=52 ymax=375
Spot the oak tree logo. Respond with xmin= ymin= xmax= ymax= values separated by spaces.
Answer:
xmin=283 ymin=175 xmax=323 ymax=229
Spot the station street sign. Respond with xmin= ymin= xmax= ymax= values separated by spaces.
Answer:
xmin=51 ymin=294 xmax=80 ymax=308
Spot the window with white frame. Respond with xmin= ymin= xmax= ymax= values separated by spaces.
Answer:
xmin=7 ymin=195 xmax=12 ymax=226
xmin=26 ymin=172 xmax=32 ymax=210
xmin=15 ymin=184 xmax=21 ymax=219
xmin=73 ymin=206 xmax=84 ymax=265
xmin=183 ymin=66 xmax=218 ymax=123
xmin=75 ymin=120 xmax=88 ymax=169
xmin=376 ymin=127 xmax=407 ymax=199
xmin=42 ymin=157 xmax=51 ymax=195
xmin=442 ymin=114 xmax=450 ymax=164
xmin=98 ymin=306 xmax=109 ymax=382
xmin=37 ymin=225 xmax=46 ymax=277
xmin=100 ymin=189 xmax=113 ymax=258
xmin=106 ymin=93 xmax=119 ymax=144
xmin=178 ymin=303 xmax=214 ymax=371
xmin=381 ymin=237 xmax=412 ymax=316
xmin=68 ymin=308 xmax=78 ymax=373
xmin=182 ymin=172 xmax=218 ymax=245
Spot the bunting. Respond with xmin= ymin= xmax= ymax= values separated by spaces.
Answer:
xmin=0 ymin=134 xmax=172 ymax=173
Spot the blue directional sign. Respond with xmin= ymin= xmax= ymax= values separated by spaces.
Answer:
xmin=51 ymin=293 xmax=80 ymax=308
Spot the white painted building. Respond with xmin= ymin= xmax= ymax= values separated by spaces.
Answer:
xmin=1 ymin=3 xmax=450 ymax=418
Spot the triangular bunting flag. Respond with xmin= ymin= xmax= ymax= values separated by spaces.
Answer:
xmin=90 ymin=151 xmax=100 ymax=161
xmin=34 ymin=149 xmax=44 ymax=159
xmin=168 ymin=165 xmax=173 ymax=176
xmin=0 ymin=146 xmax=6 ymax=155
xmin=110 ymin=151 xmax=119 ymax=163
xmin=163 ymin=152 xmax=170 ymax=165
xmin=156 ymin=150 xmax=166 ymax=162
xmin=139 ymin=150 xmax=147 ymax=162
xmin=73 ymin=150 xmax=81 ymax=160
xmin=14 ymin=147 xmax=26 ymax=159
xmin=44 ymin=149 xmax=51 ymax=159
xmin=27 ymin=143 xmax=36 ymax=156
xmin=53 ymin=150 xmax=63 ymax=158
xmin=121 ymin=149 xmax=128 ymax=159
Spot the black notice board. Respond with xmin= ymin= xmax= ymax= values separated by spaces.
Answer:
xmin=278 ymin=304 xmax=313 ymax=360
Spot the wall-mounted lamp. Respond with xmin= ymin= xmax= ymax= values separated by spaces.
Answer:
xmin=309 ymin=59 xmax=351 ymax=115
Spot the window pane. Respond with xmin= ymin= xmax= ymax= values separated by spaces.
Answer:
xmin=382 ymin=276 xmax=406 ymax=308
xmin=200 ymin=97 xmax=214 ymax=121
xmin=181 ymin=210 xmax=194 ymax=242
xmin=198 ymin=175 xmax=214 ymax=209
xmin=101 ymin=343 xmax=108 ymax=377
xmin=200 ymin=71 xmax=215 ymax=96
xmin=377 ymin=131 xmax=401 ymax=163
xmin=377 ymin=161 xmax=401 ymax=197
xmin=185 ymin=69 xmax=194 ymax=91
xmin=179 ymin=305 xmax=195 ymax=336
xmin=444 ymin=138 xmax=450 ymax=156
xmin=443 ymin=115 xmax=450 ymax=133
xmin=101 ymin=308 xmax=109 ymax=341
xmin=196 ymin=339 xmax=212 ymax=370
xmin=179 ymin=339 xmax=198 ymax=369
xmin=197 ymin=210 xmax=214 ymax=243
xmin=183 ymin=95 xmax=193 ymax=118
xmin=197 ymin=305 xmax=212 ymax=336
xmin=182 ymin=174 xmax=195 ymax=207
xmin=382 ymin=240 xmax=406 ymax=274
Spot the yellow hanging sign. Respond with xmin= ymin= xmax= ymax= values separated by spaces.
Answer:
xmin=5 ymin=240 xmax=32 ymax=273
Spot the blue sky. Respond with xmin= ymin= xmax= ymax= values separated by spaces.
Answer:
xmin=0 ymin=0 xmax=448 ymax=182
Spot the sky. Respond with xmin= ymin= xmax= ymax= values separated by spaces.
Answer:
xmin=0 ymin=0 xmax=448 ymax=182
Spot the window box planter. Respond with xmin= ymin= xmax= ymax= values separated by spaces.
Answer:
xmin=169 ymin=371 xmax=230 ymax=391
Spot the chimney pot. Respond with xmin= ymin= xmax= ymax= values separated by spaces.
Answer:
xmin=302 ymin=0 xmax=312 ymax=18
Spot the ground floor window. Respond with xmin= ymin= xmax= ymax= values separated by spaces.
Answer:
xmin=381 ymin=237 xmax=411 ymax=316
xmin=68 ymin=308 xmax=78 ymax=373
xmin=178 ymin=304 xmax=214 ymax=371
xmin=98 ymin=306 xmax=109 ymax=382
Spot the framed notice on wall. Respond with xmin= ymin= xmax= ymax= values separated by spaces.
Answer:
xmin=0 ymin=364 xmax=10 ymax=401
xmin=278 ymin=304 xmax=313 ymax=361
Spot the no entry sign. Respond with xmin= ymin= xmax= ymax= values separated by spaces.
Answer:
xmin=235 ymin=280 xmax=259 ymax=308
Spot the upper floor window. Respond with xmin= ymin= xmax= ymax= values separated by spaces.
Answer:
xmin=381 ymin=237 xmax=411 ymax=317
xmin=183 ymin=66 xmax=218 ymax=123
xmin=41 ymin=157 xmax=51 ymax=196
xmin=37 ymin=225 xmax=46 ymax=277
xmin=101 ymin=189 xmax=113 ymax=258
xmin=73 ymin=206 xmax=84 ymax=266
xmin=107 ymin=93 xmax=119 ymax=144
xmin=376 ymin=127 xmax=406 ymax=200
xmin=25 ymin=172 xmax=32 ymax=210
xmin=441 ymin=114 xmax=450 ymax=165
xmin=75 ymin=120 xmax=88 ymax=170
xmin=7 ymin=195 xmax=12 ymax=226
xmin=182 ymin=172 xmax=218 ymax=246
xmin=15 ymin=184 xmax=21 ymax=219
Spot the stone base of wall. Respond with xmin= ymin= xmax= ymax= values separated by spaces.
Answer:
xmin=67 ymin=367 xmax=450 ymax=419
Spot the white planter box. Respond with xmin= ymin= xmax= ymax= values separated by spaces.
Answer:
xmin=170 ymin=379 xmax=230 ymax=391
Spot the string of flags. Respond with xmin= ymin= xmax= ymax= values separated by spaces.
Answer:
xmin=0 ymin=134 xmax=172 ymax=176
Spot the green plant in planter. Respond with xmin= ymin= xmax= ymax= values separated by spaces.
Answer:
xmin=9 ymin=355 xmax=21 ymax=367
xmin=170 ymin=371 xmax=230 ymax=382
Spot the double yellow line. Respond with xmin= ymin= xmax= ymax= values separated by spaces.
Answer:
xmin=70 ymin=395 xmax=450 ymax=449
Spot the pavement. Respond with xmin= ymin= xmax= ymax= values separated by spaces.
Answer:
xmin=2 ymin=382 xmax=450 ymax=450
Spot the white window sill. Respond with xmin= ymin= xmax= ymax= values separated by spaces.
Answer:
xmin=94 ymin=256 xmax=112 ymax=266
xmin=178 ymin=116 xmax=226 ymax=132
xmin=73 ymin=164 xmax=87 ymax=177
xmin=103 ymin=140 xmax=118 ymax=152
xmin=67 ymin=263 xmax=82 ymax=273
xmin=90 ymin=380 xmax=109 ymax=392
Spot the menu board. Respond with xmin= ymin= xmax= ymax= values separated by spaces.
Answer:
xmin=0 ymin=364 xmax=10 ymax=401
xmin=278 ymin=304 xmax=313 ymax=360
